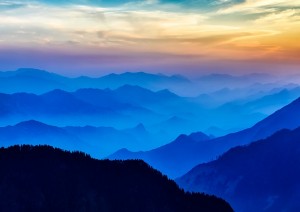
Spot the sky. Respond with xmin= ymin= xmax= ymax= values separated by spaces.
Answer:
xmin=0 ymin=0 xmax=299 ymax=76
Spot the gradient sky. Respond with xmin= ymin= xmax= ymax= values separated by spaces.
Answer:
xmin=0 ymin=0 xmax=299 ymax=76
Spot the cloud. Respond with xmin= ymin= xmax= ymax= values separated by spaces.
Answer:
xmin=254 ymin=9 xmax=300 ymax=25
xmin=0 ymin=2 xmax=209 ymax=47
xmin=0 ymin=0 xmax=299 ymax=73
xmin=218 ymin=0 xmax=300 ymax=14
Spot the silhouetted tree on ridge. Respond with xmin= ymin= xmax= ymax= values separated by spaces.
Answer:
xmin=0 ymin=145 xmax=233 ymax=212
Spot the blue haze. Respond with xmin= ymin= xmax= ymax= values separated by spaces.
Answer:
xmin=1 ymin=68 xmax=300 ymax=161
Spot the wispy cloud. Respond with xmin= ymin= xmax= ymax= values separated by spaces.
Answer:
xmin=0 ymin=0 xmax=299 ymax=74
xmin=218 ymin=0 xmax=300 ymax=14
xmin=254 ymin=9 xmax=299 ymax=26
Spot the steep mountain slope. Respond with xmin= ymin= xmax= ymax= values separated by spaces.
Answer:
xmin=109 ymin=96 xmax=300 ymax=178
xmin=109 ymin=132 xmax=211 ymax=178
xmin=0 ymin=145 xmax=233 ymax=212
xmin=242 ymin=87 xmax=300 ymax=114
xmin=177 ymin=127 xmax=300 ymax=212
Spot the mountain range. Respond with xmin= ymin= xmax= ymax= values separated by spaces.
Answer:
xmin=1 ymin=68 xmax=299 ymax=134
xmin=177 ymin=127 xmax=300 ymax=212
xmin=0 ymin=87 xmax=210 ymax=149
xmin=0 ymin=120 xmax=84 ymax=151
xmin=0 ymin=68 xmax=190 ymax=94
xmin=0 ymin=120 xmax=163 ymax=157
xmin=0 ymin=68 xmax=299 ymax=211
xmin=0 ymin=83 xmax=206 ymax=135
xmin=2 ymin=85 xmax=297 ymax=138
xmin=109 ymin=96 xmax=300 ymax=178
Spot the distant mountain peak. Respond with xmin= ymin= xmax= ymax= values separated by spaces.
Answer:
xmin=42 ymin=89 xmax=73 ymax=97
xmin=106 ymin=72 xmax=154 ymax=79
xmin=188 ymin=132 xmax=210 ymax=142
xmin=135 ymin=123 xmax=146 ymax=131
xmin=170 ymin=134 xmax=190 ymax=144
xmin=156 ymin=89 xmax=178 ymax=97
xmin=15 ymin=68 xmax=62 ymax=78
xmin=125 ymin=123 xmax=149 ymax=137
xmin=15 ymin=120 xmax=48 ymax=128
xmin=112 ymin=148 xmax=134 ymax=157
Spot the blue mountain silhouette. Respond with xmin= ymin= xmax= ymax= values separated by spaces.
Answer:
xmin=177 ymin=127 xmax=300 ymax=212
xmin=109 ymin=96 xmax=300 ymax=178
xmin=0 ymin=69 xmax=189 ymax=94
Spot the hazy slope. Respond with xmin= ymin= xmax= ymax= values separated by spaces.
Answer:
xmin=109 ymin=132 xmax=211 ymax=178
xmin=177 ymin=127 xmax=300 ymax=212
xmin=0 ymin=120 xmax=85 ymax=151
xmin=0 ymin=69 xmax=190 ymax=94
xmin=109 ymin=96 xmax=300 ymax=178
xmin=0 ymin=120 xmax=159 ymax=157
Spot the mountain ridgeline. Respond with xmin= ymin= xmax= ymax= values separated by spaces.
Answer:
xmin=177 ymin=127 xmax=300 ymax=212
xmin=0 ymin=68 xmax=190 ymax=94
xmin=0 ymin=145 xmax=233 ymax=212
xmin=109 ymin=132 xmax=212 ymax=178
xmin=109 ymin=96 xmax=300 ymax=178
xmin=2 ymin=68 xmax=299 ymax=136
xmin=1 ymin=68 xmax=300 ymax=212
xmin=0 ymin=82 xmax=208 ymax=143
xmin=0 ymin=120 xmax=159 ymax=157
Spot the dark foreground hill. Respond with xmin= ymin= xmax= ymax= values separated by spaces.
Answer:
xmin=177 ymin=127 xmax=300 ymax=212
xmin=0 ymin=145 xmax=233 ymax=212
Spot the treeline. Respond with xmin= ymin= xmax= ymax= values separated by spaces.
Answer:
xmin=0 ymin=145 xmax=233 ymax=212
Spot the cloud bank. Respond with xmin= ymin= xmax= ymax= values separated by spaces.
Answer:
xmin=0 ymin=0 xmax=299 ymax=75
